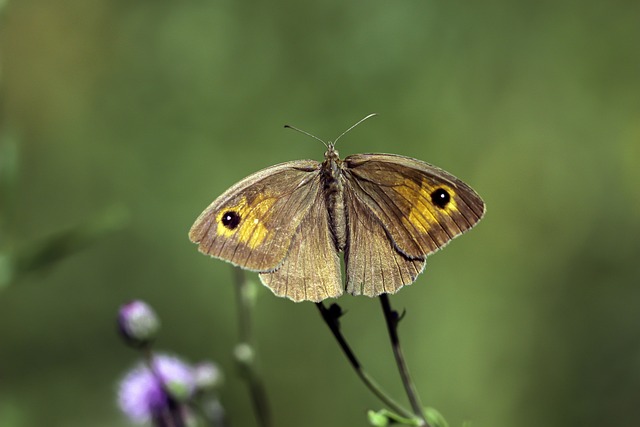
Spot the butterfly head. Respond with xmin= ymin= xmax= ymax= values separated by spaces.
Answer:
xmin=324 ymin=141 xmax=340 ymax=162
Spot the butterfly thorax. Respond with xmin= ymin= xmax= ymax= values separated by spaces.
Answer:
xmin=321 ymin=144 xmax=347 ymax=251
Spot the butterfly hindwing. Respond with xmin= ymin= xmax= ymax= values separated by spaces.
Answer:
xmin=344 ymin=184 xmax=426 ymax=297
xmin=189 ymin=160 xmax=321 ymax=272
xmin=259 ymin=187 xmax=342 ymax=302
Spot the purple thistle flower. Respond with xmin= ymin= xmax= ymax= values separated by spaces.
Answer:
xmin=117 ymin=354 xmax=195 ymax=424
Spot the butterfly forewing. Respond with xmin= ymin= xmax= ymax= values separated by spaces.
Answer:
xmin=343 ymin=154 xmax=485 ymax=260
xmin=189 ymin=160 xmax=321 ymax=272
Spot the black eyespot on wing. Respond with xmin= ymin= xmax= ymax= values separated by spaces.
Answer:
xmin=221 ymin=211 xmax=241 ymax=229
xmin=431 ymin=188 xmax=451 ymax=209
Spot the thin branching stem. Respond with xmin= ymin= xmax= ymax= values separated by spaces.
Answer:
xmin=379 ymin=294 xmax=430 ymax=427
xmin=232 ymin=268 xmax=271 ymax=427
xmin=316 ymin=302 xmax=414 ymax=419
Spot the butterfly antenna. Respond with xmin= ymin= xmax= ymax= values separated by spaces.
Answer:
xmin=284 ymin=124 xmax=328 ymax=148
xmin=333 ymin=113 xmax=377 ymax=146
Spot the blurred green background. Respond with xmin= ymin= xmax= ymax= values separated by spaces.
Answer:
xmin=1 ymin=0 xmax=639 ymax=426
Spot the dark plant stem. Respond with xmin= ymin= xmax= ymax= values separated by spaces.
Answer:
xmin=198 ymin=397 xmax=229 ymax=427
xmin=232 ymin=268 xmax=271 ymax=427
xmin=142 ymin=347 xmax=184 ymax=427
xmin=379 ymin=294 xmax=429 ymax=427
xmin=316 ymin=302 xmax=414 ymax=419
xmin=234 ymin=268 xmax=252 ymax=341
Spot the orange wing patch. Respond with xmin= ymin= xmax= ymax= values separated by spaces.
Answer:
xmin=395 ymin=178 xmax=460 ymax=235
xmin=214 ymin=193 xmax=278 ymax=250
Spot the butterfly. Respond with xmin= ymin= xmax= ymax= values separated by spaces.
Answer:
xmin=189 ymin=115 xmax=485 ymax=302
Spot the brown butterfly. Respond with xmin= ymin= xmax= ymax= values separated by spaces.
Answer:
xmin=189 ymin=115 xmax=485 ymax=302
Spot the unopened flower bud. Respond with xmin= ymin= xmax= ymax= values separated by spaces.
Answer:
xmin=118 ymin=300 xmax=160 ymax=347
xmin=233 ymin=343 xmax=254 ymax=365
xmin=193 ymin=361 xmax=224 ymax=392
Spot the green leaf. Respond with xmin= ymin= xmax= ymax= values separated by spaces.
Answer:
xmin=12 ymin=205 xmax=129 ymax=280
